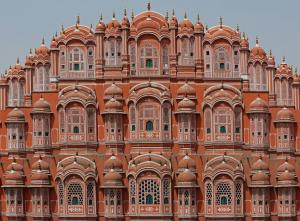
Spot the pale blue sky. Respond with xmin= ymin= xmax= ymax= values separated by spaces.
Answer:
xmin=0 ymin=0 xmax=299 ymax=73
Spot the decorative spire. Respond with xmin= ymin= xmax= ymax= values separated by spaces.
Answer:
xmin=295 ymin=67 xmax=298 ymax=74
xmin=184 ymin=12 xmax=187 ymax=19
xmin=236 ymin=24 xmax=239 ymax=32
xmin=219 ymin=16 xmax=223 ymax=28
xmin=55 ymin=31 xmax=58 ymax=37
xmin=29 ymin=48 xmax=32 ymax=54
xmin=269 ymin=49 xmax=273 ymax=57
xmin=165 ymin=10 xmax=168 ymax=21
xmin=282 ymin=56 xmax=286 ymax=63
xmin=61 ymin=24 xmax=65 ymax=33
xmin=205 ymin=24 xmax=208 ymax=31
xmin=124 ymin=8 xmax=127 ymax=17
xmin=197 ymin=14 xmax=200 ymax=22
xmin=147 ymin=2 xmax=151 ymax=11
xmin=255 ymin=35 xmax=259 ymax=47
xmin=99 ymin=13 xmax=103 ymax=22
xmin=76 ymin=15 xmax=80 ymax=25
xmin=16 ymin=57 xmax=20 ymax=64
xmin=242 ymin=32 xmax=246 ymax=39
xmin=131 ymin=11 xmax=134 ymax=21
xmin=42 ymin=37 xmax=45 ymax=45
xmin=112 ymin=11 xmax=115 ymax=19
xmin=172 ymin=9 xmax=175 ymax=17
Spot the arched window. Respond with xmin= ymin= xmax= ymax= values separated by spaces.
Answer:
xmin=214 ymin=47 xmax=230 ymax=78
xmin=139 ymin=41 xmax=159 ymax=75
xmin=67 ymin=183 xmax=83 ymax=206
xmin=216 ymin=182 xmax=232 ymax=206
xmin=129 ymin=41 xmax=136 ymax=75
xmin=139 ymin=179 xmax=160 ymax=205
xmin=87 ymin=47 xmax=95 ymax=78
xmin=137 ymin=98 xmax=160 ymax=139
xmin=34 ymin=65 xmax=50 ymax=91
xmin=162 ymin=45 xmax=169 ymax=75
xmin=213 ymin=104 xmax=233 ymax=142
xmin=179 ymin=37 xmax=194 ymax=65
xmin=204 ymin=45 xmax=212 ymax=77
xmin=250 ymin=63 xmax=267 ymax=91
xmin=69 ymin=48 xmax=84 ymax=72
xmin=105 ymin=38 xmax=121 ymax=66
xmin=59 ymin=102 xmax=97 ymax=143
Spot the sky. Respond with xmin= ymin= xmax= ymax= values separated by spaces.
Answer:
xmin=0 ymin=0 xmax=299 ymax=73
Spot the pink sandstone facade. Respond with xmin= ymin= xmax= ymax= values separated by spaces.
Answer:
xmin=0 ymin=4 xmax=299 ymax=221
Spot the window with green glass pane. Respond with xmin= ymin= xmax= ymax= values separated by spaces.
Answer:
xmin=146 ymin=121 xmax=154 ymax=131
xmin=146 ymin=59 xmax=153 ymax=68
xmin=219 ymin=63 xmax=225 ymax=70
xmin=74 ymin=63 xmax=80 ymax=71
xmin=146 ymin=194 xmax=153 ymax=204
xmin=220 ymin=126 xmax=226 ymax=133
xmin=73 ymin=126 xmax=80 ymax=133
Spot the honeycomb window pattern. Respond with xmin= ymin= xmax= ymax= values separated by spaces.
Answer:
xmin=139 ymin=179 xmax=160 ymax=205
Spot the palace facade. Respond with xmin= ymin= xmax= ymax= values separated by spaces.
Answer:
xmin=0 ymin=4 xmax=299 ymax=221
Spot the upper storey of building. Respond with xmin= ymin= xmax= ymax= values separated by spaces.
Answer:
xmin=1 ymin=3 xmax=298 ymax=85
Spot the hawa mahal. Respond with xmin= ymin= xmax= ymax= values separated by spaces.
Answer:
xmin=0 ymin=4 xmax=299 ymax=221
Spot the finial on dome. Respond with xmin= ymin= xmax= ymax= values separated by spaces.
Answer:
xmin=242 ymin=32 xmax=245 ymax=39
xmin=255 ymin=36 xmax=259 ymax=47
xmin=205 ymin=24 xmax=208 ymax=31
xmin=61 ymin=24 xmax=65 ymax=33
xmin=282 ymin=56 xmax=286 ymax=63
xmin=90 ymin=23 xmax=93 ymax=30
xmin=172 ymin=9 xmax=175 ymax=16
xmin=269 ymin=49 xmax=272 ymax=57
xmin=236 ymin=24 xmax=239 ymax=32
xmin=131 ymin=11 xmax=134 ymax=21
xmin=29 ymin=48 xmax=32 ymax=54
xmin=55 ymin=31 xmax=58 ymax=37
xmin=99 ymin=13 xmax=103 ymax=22
xmin=124 ymin=8 xmax=127 ymax=16
xmin=16 ymin=57 xmax=20 ymax=64
xmin=147 ymin=2 xmax=151 ymax=11
xmin=42 ymin=37 xmax=45 ymax=45
xmin=112 ymin=11 xmax=116 ymax=19
xmin=197 ymin=14 xmax=200 ymax=22
xmin=295 ymin=67 xmax=298 ymax=74
xmin=184 ymin=12 xmax=187 ymax=19
xmin=165 ymin=11 xmax=168 ymax=20
xmin=76 ymin=15 xmax=80 ymax=25
xmin=219 ymin=16 xmax=223 ymax=28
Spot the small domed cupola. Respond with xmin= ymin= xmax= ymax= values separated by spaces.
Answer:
xmin=276 ymin=159 xmax=297 ymax=186
xmin=250 ymin=36 xmax=267 ymax=60
xmin=104 ymin=82 xmax=123 ymax=100
xmin=177 ymin=97 xmax=196 ymax=113
xmin=177 ymin=154 xmax=196 ymax=172
xmin=104 ymin=155 xmax=123 ymax=172
xmin=95 ymin=14 xmax=106 ymax=32
xmin=275 ymin=107 xmax=296 ymax=123
xmin=177 ymin=82 xmax=196 ymax=99
xmin=6 ymin=108 xmax=26 ymax=123
xmin=179 ymin=12 xmax=194 ymax=32
xmin=177 ymin=168 xmax=197 ymax=187
xmin=169 ymin=9 xmax=178 ymax=29
xmin=103 ymin=169 xmax=124 ymax=187
xmin=32 ymin=97 xmax=51 ymax=114
xmin=194 ymin=14 xmax=204 ymax=33
xmin=248 ymin=97 xmax=269 ymax=114
xmin=250 ymin=156 xmax=270 ymax=186
xmin=121 ymin=9 xmax=130 ymax=28
xmin=240 ymin=32 xmax=249 ymax=49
